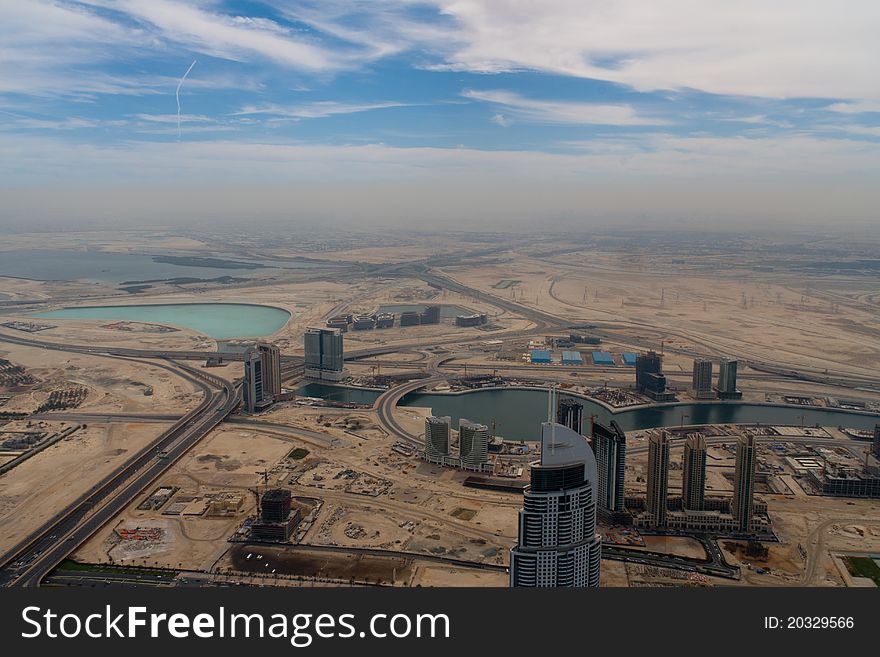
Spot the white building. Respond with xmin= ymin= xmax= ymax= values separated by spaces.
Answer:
xmin=510 ymin=421 xmax=602 ymax=587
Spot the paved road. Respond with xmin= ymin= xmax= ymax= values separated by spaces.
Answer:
xmin=602 ymin=544 xmax=739 ymax=579
xmin=0 ymin=359 xmax=239 ymax=587
xmin=30 ymin=411 xmax=180 ymax=423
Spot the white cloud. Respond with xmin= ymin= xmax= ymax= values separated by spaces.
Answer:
xmin=232 ymin=101 xmax=409 ymax=120
xmin=490 ymin=113 xmax=510 ymax=127
xmin=462 ymin=89 xmax=662 ymax=126
xmin=104 ymin=0 xmax=347 ymax=71
xmin=5 ymin=1 xmax=879 ymax=105
xmin=430 ymin=1 xmax=880 ymax=101
xmin=825 ymin=101 xmax=880 ymax=114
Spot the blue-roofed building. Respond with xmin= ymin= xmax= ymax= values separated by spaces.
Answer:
xmin=562 ymin=350 xmax=583 ymax=365
xmin=591 ymin=351 xmax=615 ymax=366
xmin=530 ymin=349 xmax=552 ymax=364
xmin=622 ymin=352 xmax=638 ymax=366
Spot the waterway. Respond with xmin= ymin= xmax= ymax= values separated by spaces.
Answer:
xmin=293 ymin=384 xmax=880 ymax=440
xmin=33 ymin=303 xmax=290 ymax=339
xmin=0 ymin=249 xmax=328 ymax=284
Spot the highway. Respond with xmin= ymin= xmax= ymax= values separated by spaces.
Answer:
xmin=372 ymin=354 xmax=464 ymax=446
xmin=0 ymin=358 xmax=240 ymax=587
xmin=602 ymin=544 xmax=738 ymax=579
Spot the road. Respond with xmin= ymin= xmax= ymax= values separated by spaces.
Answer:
xmin=0 ymin=358 xmax=239 ymax=587
xmin=800 ymin=516 xmax=880 ymax=585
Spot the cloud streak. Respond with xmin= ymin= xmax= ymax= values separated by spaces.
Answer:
xmin=462 ymin=89 xmax=664 ymax=126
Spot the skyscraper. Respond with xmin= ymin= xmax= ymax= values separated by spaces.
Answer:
xmin=459 ymin=419 xmax=489 ymax=468
xmin=691 ymin=359 xmax=714 ymax=399
xmin=243 ymin=349 xmax=266 ymax=413
xmin=715 ymin=358 xmax=742 ymax=399
xmin=647 ymin=430 xmax=670 ymax=526
xmin=556 ymin=397 xmax=584 ymax=434
xmin=635 ymin=350 xmax=662 ymax=392
xmin=257 ymin=343 xmax=281 ymax=397
xmin=510 ymin=422 xmax=602 ymax=587
xmin=635 ymin=350 xmax=673 ymax=400
xmin=732 ymin=432 xmax=757 ymax=532
xmin=682 ymin=433 xmax=707 ymax=511
xmin=304 ymin=327 xmax=346 ymax=381
xmin=592 ymin=420 xmax=626 ymax=514
xmin=424 ymin=416 xmax=451 ymax=460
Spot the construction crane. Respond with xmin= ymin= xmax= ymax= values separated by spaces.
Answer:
xmin=256 ymin=469 xmax=270 ymax=492
xmin=248 ymin=487 xmax=261 ymax=511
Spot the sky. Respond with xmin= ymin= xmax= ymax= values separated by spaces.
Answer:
xmin=1 ymin=0 xmax=879 ymax=230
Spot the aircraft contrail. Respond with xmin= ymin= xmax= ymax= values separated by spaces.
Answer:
xmin=176 ymin=59 xmax=197 ymax=139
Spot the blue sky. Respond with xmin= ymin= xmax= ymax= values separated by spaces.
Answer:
xmin=1 ymin=1 xmax=879 ymax=228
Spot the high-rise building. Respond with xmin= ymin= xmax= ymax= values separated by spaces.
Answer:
xmin=510 ymin=422 xmax=602 ymax=587
xmin=243 ymin=349 xmax=268 ymax=413
xmin=260 ymin=488 xmax=292 ymax=523
xmin=592 ymin=420 xmax=626 ymax=514
xmin=715 ymin=358 xmax=742 ymax=400
xmin=732 ymin=433 xmax=757 ymax=532
xmin=556 ymin=397 xmax=584 ymax=434
xmin=257 ymin=343 xmax=282 ymax=397
xmin=419 ymin=305 xmax=441 ymax=325
xmin=682 ymin=433 xmax=707 ymax=511
xmin=459 ymin=419 xmax=489 ymax=468
xmin=251 ymin=488 xmax=300 ymax=541
xmin=424 ymin=416 xmax=451 ymax=460
xmin=304 ymin=327 xmax=346 ymax=381
xmin=635 ymin=350 xmax=662 ymax=391
xmin=635 ymin=350 xmax=674 ymax=401
xmin=691 ymin=359 xmax=714 ymax=399
xmin=647 ymin=431 xmax=670 ymax=526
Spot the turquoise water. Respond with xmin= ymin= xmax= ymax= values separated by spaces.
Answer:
xmin=34 ymin=303 xmax=290 ymax=339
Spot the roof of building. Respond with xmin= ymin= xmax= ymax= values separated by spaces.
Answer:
xmin=561 ymin=350 xmax=583 ymax=363
xmin=591 ymin=351 xmax=615 ymax=365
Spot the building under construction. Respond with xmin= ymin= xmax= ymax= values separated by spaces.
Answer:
xmin=250 ymin=488 xmax=301 ymax=541
xmin=635 ymin=351 xmax=675 ymax=401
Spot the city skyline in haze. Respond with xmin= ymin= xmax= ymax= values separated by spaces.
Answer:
xmin=1 ymin=1 xmax=879 ymax=229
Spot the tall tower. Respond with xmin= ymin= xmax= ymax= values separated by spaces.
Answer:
xmin=715 ymin=358 xmax=742 ymax=399
xmin=691 ymin=359 xmax=714 ymax=399
xmin=647 ymin=431 xmax=670 ymax=526
xmin=243 ymin=349 xmax=265 ymax=413
xmin=304 ymin=327 xmax=345 ymax=381
xmin=635 ymin=351 xmax=663 ymax=392
xmin=257 ymin=343 xmax=282 ymax=397
xmin=510 ymin=422 xmax=602 ymax=587
xmin=592 ymin=420 xmax=626 ymax=513
xmin=732 ymin=433 xmax=757 ymax=532
xmin=556 ymin=397 xmax=584 ymax=434
xmin=682 ymin=433 xmax=707 ymax=511
xmin=424 ymin=416 xmax=451 ymax=461
xmin=459 ymin=419 xmax=489 ymax=468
